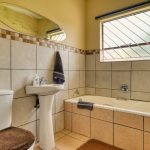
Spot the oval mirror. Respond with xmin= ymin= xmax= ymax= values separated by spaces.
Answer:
xmin=0 ymin=3 xmax=66 ymax=42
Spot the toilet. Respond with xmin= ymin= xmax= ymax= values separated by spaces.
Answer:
xmin=0 ymin=90 xmax=35 ymax=150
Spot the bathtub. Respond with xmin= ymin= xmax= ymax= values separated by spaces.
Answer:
xmin=65 ymin=95 xmax=150 ymax=117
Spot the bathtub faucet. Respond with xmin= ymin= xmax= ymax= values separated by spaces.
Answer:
xmin=120 ymin=84 xmax=128 ymax=92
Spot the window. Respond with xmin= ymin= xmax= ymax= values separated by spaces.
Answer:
xmin=100 ymin=6 xmax=150 ymax=62
xmin=47 ymin=30 xmax=66 ymax=42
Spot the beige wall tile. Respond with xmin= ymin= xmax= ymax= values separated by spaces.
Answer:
xmin=131 ymin=91 xmax=150 ymax=101
xmin=79 ymin=71 xmax=85 ymax=87
xmin=11 ymin=41 xmax=36 ymax=69
xmin=36 ymin=120 xmax=40 ymax=141
xmin=85 ymin=87 xmax=95 ymax=95
xmin=91 ymin=118 xmax=113 ymax=145
xmin=37 ymin=46 xmax=54 ymax=70
xmin=112 ymin=90 xmax=130 ymax=99
xmin=64 ymin=111 xmax=72 ymax=131
xmin=132 ymin=61 xmax=150 ymax=70
xmin=85 ymin=71 xmax=95 ymax=87
xmin=0 ymin=38 xmax=10 ymax=69
xmin=144 ymin=132 xmax=150 ymax=150
xmin=72 ymin=113 xmax=90 ymax=137
xmin=69 ymin=52 xmax=79 ymax=70
xmin=52 ymin=114 xmax=56 ymax=133
xmin=114 ymin=111 xmax=143 ymax=130
xmin=86 ymin=54 xmax=95 ymax=70
xmin=19 ymin=121 xmax=36 ymax=137
xmin=37 ymin=70 xmax=53 ymax=84
xmin=64 ymin=71 xmax=69 ymax=90
xmin=79 ymin=54 xmax=85 ymax=70
xmin=96 ymin=88 xmax=111 ymax=97
xmin=144 ymin=117 xmax=150 ymax=132
xmin=132 ymin=71 xmax=150 ymax=92
xmin=69 ymin=89 xmax=80 ymax=98
xmin=79 ymin=88 xmax=85 ymax=96
xmin=91 ymin=107 xmax=113 ymax=122
xmin=96 ymin=71 xmax=111 ymax=89
xmin=65 ymin=102 xmax=72 ymax=112
xmin=55 ymin=111 xmax=64 ymax=132
xmin=112 ymin=71 xmax=130 ymax=90
xmin=58 ymin=49 xmax=68 ymax=70
xmin=12 ymin=96 xmax=36 ymax=127
xmin=96 ymin=54 xmax=111 ymax=70
xmin=12 ymin=70 xmax=36 ymax=98
xmin=112 ymin=62 xmax=131 ymax=70
xmin=114 ymin=124 xmax=143 ymax=150
xmin=69 ymin=71 xmax=79 ymax=89
xmin=0 ymin=70 xmax=10 ymax=89
xmin=72 ymin=103 xmax=90 ymax=117
xmin=55 ymin=90 xmax=68 ymax=113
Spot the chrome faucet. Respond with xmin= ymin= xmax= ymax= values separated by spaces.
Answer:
xmin=39 ymin=77 xmax=47 ymax=85
xmin=74 ymin=89 xmax=80 ymax=96
xmin=120 ymin=84 xmax=128 ymax=92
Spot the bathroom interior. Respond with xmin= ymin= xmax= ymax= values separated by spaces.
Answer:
xmin=0 ymin=0 xmax=150 ymax=150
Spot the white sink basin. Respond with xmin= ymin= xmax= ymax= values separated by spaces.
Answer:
xmin=26 ymin=84 xmax=64 ymax=95
xmin=25 ymin=83 xmax=64 ymax=150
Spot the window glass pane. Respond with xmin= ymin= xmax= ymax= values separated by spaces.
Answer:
xmin=101 ymin=10 xmax=150 ymax=62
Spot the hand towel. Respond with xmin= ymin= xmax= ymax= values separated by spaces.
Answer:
xmin=53 ymin=51 xmax=65 ymax=84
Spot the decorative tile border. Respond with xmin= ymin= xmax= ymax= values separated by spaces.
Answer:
xmin=85 ymin=49 xmax=100 ymax=54
xmin=0 ymin=28 xmax=101 ymax=54
xmin=0 ymin=28 xmax=86 ymax=54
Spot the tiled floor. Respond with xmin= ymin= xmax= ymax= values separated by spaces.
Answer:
xmin=34 ymin=130 xmax=89 ymax=150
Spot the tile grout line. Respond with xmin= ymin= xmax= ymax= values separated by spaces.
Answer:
xmin=130 ymin=62 xmax=132 ymax=100
xmin=113 ymin=110 xmax=114 ymax=146
xmin=111 ymin=62 xmax=112 ymax=97
xmin=10 ymin=39 xmax=12 ymax=90
xmin=94 ymin=53 xmax=96 ymax=95
xmin=143 ymin=116 xmax=144 ymax=150
xmin=35 ymin=44 xmax=38 ymax=142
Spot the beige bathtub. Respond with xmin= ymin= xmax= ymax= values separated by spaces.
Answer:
xmin=65 ymin=95 xmax=150 ymax=117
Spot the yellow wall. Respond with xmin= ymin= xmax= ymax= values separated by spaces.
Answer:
xmin=0 ymin=0 xmax=86 ymax=49
xmin=86 ymin=0 xmax=146 ymax=49
xmin=0 ymin=0 xmax=147 ymax=49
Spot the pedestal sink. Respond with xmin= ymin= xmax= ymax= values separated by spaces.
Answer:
xmin=26 ymin=84 xmax=64 ymax=150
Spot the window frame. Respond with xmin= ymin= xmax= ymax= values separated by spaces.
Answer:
xmin=100 ymin=5 xmax=150 ymax=62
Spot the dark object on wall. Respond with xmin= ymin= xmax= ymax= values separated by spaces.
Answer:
xmin=77 ymin=101 xmax=93 ymax=110
xmin=53 ymin=51 xmax=65 ymax=84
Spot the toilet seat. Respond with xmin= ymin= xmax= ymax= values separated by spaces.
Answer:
xmin=0 ymin=127 xmax=35 ymax=150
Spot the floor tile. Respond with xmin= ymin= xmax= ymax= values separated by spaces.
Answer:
xmin=56 ymin=135 xmax=84 ymax=150
xmin=68 ymin=132 xmax=89 ymax=142
xmin=55 ymin=131 xmax=66 ymax=141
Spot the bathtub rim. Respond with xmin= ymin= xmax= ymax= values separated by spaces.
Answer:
xmin=65 ymin=95 xmax=150 ymax=117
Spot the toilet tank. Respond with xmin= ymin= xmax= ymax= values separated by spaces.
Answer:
xmin=0 ymin=90 xmax=13 ymax=130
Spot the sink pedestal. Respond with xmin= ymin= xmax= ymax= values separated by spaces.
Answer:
xmin=39 ymin=95 xmax=55 ymax=150
xmin=25 ymin=84 xmax=64 ymax=150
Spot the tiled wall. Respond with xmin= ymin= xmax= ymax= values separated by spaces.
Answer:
xmin=1 ymin=27 xmax=150 ymax=144
xmin=0 ymin=28 xmax=85 ymax=141
xmin=85 ymin=52 xmax=150 ymax=102
xmin=65 ymin=102 xmax=150 ymax=150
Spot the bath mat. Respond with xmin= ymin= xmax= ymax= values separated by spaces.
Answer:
xmin=77 ymin=139 xmax=122 ymax=150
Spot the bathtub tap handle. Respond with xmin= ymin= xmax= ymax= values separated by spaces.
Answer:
xmin=120 ymin=84 xmax=128 ymax=92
